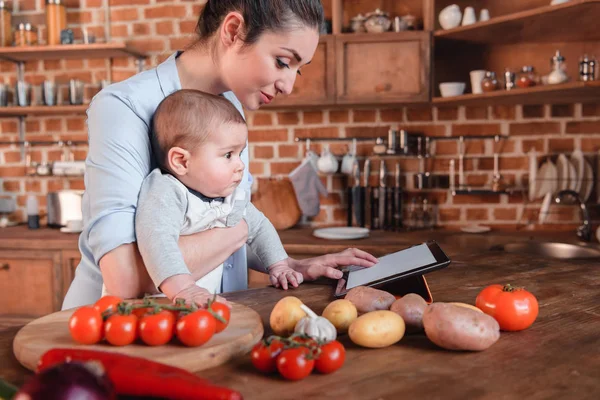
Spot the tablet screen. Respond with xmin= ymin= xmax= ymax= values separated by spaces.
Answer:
xmin=346 ymin=243 xmax=437 ymax=289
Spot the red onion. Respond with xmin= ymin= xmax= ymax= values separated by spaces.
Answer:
xmin=13 ymin=361 xmax=115 ymax=400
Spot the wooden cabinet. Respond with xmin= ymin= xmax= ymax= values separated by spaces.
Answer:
xmin=61 ymin=250 xmax=82 ymax=299
xmin=0 ymin=250 xmax=63 ymax=316
xmin=336 ymin=32 xmax=431 ymax=104
xmin=272 ymin=36 xmax=336 ymax=107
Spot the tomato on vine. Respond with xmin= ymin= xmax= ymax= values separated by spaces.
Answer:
xmin=315 ymin=340 xmax=345 ymax=374
xmin=69 ymin=306 xmax=103 ymax=345
xmin=250 ymin=338 xmax=285 ymax=373
xmin=104 ymin=314 xmax=138 ymax=346
xmin=276 ymin=347 xmax=314 ymax=381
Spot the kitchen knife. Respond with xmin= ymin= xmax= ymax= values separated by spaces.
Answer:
xmin=351 ymin=159 xmax=363 ymax=227
xmin=378 ymin=160 xmax=388 ymax=230
xmin=394 ymin=162 xmax=402 ymax=230
xmin=363 ymin=159 xmax=371 ymax=228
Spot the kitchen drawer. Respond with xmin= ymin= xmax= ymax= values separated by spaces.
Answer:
xmin=0 ymin=250 xmax=62 ymax=316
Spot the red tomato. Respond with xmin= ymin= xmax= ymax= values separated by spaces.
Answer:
xmin=132 ymin=306 xmax=152 ymax=319
xmin=93 ymin=295 xmax=123 ymax=315
xmin=176 ymin=310 xmax=216 ymax=347
xmin=476 ymin=284 xmax=539 ymax=331
xmin=69 ymin=306 xmax=103 ymax=345
xmin=104 ymin=314 xmax=138 ymax=346
xmin=250 ymin=339 xmax=285 ymax=374
xmin=209 ymin=302 xmax=231 ymax=333
xmin=139 ymin=310 xmax=175 ymax=346
xmin=276 ymin=347 xmax=314 ymax=381
xmin=315 ymin=340 xmax=345 ymax=374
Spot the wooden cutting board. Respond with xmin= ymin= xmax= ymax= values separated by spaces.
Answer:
xmin=13 ymin=302 xmax=264 ymax=373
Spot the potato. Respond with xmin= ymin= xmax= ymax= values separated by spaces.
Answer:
xmin=344 ymin=286 xmax=396 ymax=313
xmin=423 ymin=303 xmax=500 ymax=351
xmin=269 ymin=296 xmax=306 ymax=336
xmin=322 ymin=299 xmax=358 ymax=333
xmin=390 ymin=293 xmax=428 ymax=333
xmin=450 ymin=302 xmax=483 ymax=313
xmin=348 ymin=310 xmax=405 ymax=348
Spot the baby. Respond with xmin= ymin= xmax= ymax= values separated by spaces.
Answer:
xmin=134 ymin=89 xmax=302 ymax=306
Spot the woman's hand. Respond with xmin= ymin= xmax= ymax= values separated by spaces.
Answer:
xmin=289 ymin=248 xmax=378 ymax=281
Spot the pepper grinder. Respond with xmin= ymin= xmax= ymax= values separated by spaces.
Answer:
xmin=26 ymin=195 xmax=40 ymax=229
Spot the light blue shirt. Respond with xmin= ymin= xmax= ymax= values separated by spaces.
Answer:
xmin=62 ymin=52 xmax=253 ymax=310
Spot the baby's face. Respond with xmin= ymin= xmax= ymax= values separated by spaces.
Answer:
xmin=184 ymin=122 xmax=247 ymax=198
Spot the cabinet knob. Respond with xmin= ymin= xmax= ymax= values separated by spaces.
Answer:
xmin=0 ymin=263 xmax=9 ymax=271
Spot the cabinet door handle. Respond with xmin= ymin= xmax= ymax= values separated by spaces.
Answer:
xmin=0 ymin=263 xmax=9 ymax=271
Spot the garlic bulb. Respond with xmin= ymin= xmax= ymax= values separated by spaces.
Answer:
xmin=294 ymin=304 xmax=337 ymax=343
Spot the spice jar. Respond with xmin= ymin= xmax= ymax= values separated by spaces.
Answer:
xmin=579 ymin=54 xmax=597 ymax=82
xmin=14 ymin=23 xmax=26 ymax=46
xmin=46 ymin=0 xmax=67 ymax=46
xmin=0 ymin=1 xmax=11 ymax=47
xmin=481 ymin=71 xmax=499 ymax=92
xmin=25 ymin=23 xmax=38 ymax=45
xmin=517 ymin=66 xmax=538 ymax=88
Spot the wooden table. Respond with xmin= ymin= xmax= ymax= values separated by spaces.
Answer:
xmin=1 ymin=242 xmax=599 ymax=399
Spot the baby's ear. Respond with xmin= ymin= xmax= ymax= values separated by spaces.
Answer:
xmin=167 ymin=147 xmax=190 ymax=176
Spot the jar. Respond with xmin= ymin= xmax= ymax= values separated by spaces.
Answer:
xmin=46 ymin=0 xmax=67 ymax=46
xmin=481 ymin=71 xmax=499 ymax=92
xmin=364 ymin=9 xmax=391 ymax=33
xmin=579 ymin=54 xmax=597 ymax=82
xmin=25 ymin=23 xmax=38 ymax=45
xmin=350 ymin=14 xmax=366 ymax=33
xmin=0 ymin=1 xmax=11 ymax=47
xmin=14 ymin=22 xmax=26 ymax=46
xmin=517 ymin=66 xmax=538 ymax=88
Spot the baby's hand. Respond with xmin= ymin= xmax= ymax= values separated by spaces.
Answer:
xmin=172 ymin=284 xmax=231 ymax=309
xmin=268 ymin=260 xmax=304 ymax=290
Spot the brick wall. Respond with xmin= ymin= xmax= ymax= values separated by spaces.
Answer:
xmin=1 ymin=1 xmax=599 ymax=230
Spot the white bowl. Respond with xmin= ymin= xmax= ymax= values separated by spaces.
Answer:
xmin=439 ymin=82 xmax=466 ymax=97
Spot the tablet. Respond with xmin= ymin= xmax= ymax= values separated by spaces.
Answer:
xmin=334 ymin=241 xmax=451 ymax=297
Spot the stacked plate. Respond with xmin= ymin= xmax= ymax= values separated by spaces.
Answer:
xmin=529 ymin=150 xmax=594 ymax=203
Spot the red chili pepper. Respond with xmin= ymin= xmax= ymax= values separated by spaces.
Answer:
xmin=38 ymin=348 xmax=243 ymax=400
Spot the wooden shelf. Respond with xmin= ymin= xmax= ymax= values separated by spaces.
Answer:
xmin=433 ymin=81 xmax=600 ymax=106
xmin=434 ymin=0 xmax=600 ymax=44
xmin=0 ymin=105 xmax=88 ymax=116
xmin=0 ymin=42 xmax=146 ymax=63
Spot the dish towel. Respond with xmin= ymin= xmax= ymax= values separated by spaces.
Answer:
xmin=289 ymin=157 xmax=328 ymax=217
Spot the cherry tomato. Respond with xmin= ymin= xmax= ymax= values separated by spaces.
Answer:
xmin=139 ymin=310 xmax=175 ymax=346
xmin=315 ymin=340 xmax=345 ymax=374
xmin=209 ymin=302 xmax=231 ymax=333
xmin=104 ymin=314 xmax=138 ymax=346
xmin=176 ymin=310 xmax=216 ymax=347
xmin=250 ymin=339 xmax=285 ymax=373
xmin=476 ymin=284 xmax=539 ymax=331
xmin=69 ymin=306 xmax=103 ymax=345
xmin=93 ymin=295 xmax=123 ymax=315
xmin=276 ymin=347 xmax=314 ymax=381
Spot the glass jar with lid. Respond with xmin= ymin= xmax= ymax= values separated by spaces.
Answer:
xmin=517 ymin=66 xmax=538 ymax=88
xmin=25 ymin=23 xmax=38 ymax=45
xmin=0 ymin=1 xmax=11 ymax=47
xmin=14 ymin=22 xmax=26 ymax=46
xmin=481 ymin=71 xmax=499 ymax=92
xmin=46 ymin=0 xmax=67 ymax=45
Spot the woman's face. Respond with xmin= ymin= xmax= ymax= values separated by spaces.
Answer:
xmin=221 ymin=25 xmax=320 ymax=111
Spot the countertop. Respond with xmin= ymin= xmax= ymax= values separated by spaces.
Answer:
xmin=1 ymin=228 xmax=599 ymax=399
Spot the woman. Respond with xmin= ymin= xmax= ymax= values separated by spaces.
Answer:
xmin=62 ymin=0 xmax=377 ymax=309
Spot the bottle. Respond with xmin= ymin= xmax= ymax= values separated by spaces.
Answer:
xmin=548 ymin=50 xmax=568 ymax=85
xmin=26 ymin=195 xmax=40 ymax=229
xmin=46 ymin=0 xmax=67 ymax=45
xmin=0 ymin=1 xmax=11 ymax=47
xmin=25 ymin=23 xmax=38 ymax=45
xmin=481 ymin=71 xmax=499 ymax=92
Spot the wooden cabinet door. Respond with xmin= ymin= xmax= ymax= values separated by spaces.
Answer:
xmin=0 ymin=250 xmax=62 ymax=316
xmin=61 ymin=250 xmax=82 ymax=299
xmin=336 ymin=32 xmax=431 ymax=104
xmin=269 ymin=35 xmax=336 ymax=107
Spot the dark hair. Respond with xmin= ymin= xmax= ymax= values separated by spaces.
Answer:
xmin=151 ymin=90 xmax=246 ymax=170
xmin=196 ymin=0 xmax=324 ymax=46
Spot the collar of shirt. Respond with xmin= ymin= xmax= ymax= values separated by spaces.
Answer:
xmin=155 ymin=51 xmax=183 ymax=97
